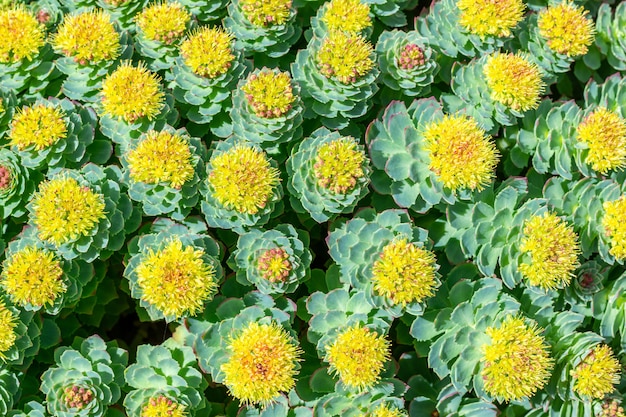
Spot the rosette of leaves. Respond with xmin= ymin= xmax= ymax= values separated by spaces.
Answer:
xmin=7 ymin=401 xmax=48 ymax=417
xmin=564 ymin=261 xmax=611 ymax=316
xmin=96 ymin=0 xmax=148 ymax=32
xmin=0 ymin=369 xmax=19 ymax=416
xmin=594 ymin=270 xmax=626 ymax=352
xmin=200 ymin=138 xmax=284 ymax=234
xmin=595 ymin=2 xmax=626 ymax=72
xmin=123 ymin=342 xmax=208 ymax=417
xmin=230 ymin=68 xmax=304 ymax=158
xmin=364 ymin=0 xmax=413 ymax=28
xmin=177 ymin=0 xmax=227 ymax=23
xmin=312 ymin=380 xmax=406 ymax=417
xmin=8 ymin=98 xmax=110 ymax=172
xmin=0 ymin=88 xmax=17 ymax=142
xmin=168 ymin=26 xmax=250 ymax=137
xmin=228 ymin=224 xmax=312 ymax=295
xmin=26 ymin=164 xmax=142 ymax=262
xmin=307 ymin=0 xmax=374 ymax=40
xmin=291 ymin=31 xmax=379 ymax=130
xmin=0 ymin=296 xmax=41 ymax=370
xmin=40 ymin=335 xmax=128 ymax=417
xmin=223 ymin=0 xmax=302 ymax=58
xmin=124 ymin=218 xmax=223 ymax=322
xmin=409 ymin=277 xmax=521 ymax=398
xmin=1 ymin=226 xmax=95 ymax=315
xmin=327 ymin=208 xmax=439 ymax=316
xmin=120 ymin=126 xmax=206 ymax=221
xmin=51 ymin=10 xmax=133 ymax=103
xmin=584 ymin=73 xmax=626 ymax=116
xmin=376 ymin=30 xmax=439 ymax=100
xmin=0 ymin=149 xmax=41 ymax=221
xmin=286 ymin=127 xmax=371 ymax=223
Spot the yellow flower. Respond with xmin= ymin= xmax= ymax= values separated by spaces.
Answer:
xmin=127 ymin=130 xmax=195 ymax=189
xmin=0 ymin=300 xmax=17 ymax=361
xmin=577 ymin=107 xmax=626 ymax=174
xmin=0 ymin=7 xmax=45 ymax=63
xmin=325 ymin=325 xmax=390 ymax=390
xmin=240 ymin=0 xmax=292 ymax=27
xmin=602 ymin=197 xmax=626 ymax=261
xmin=571 ymin=344 xmax=621 ymax=399
xmin=317 ymin=31 xmax=375 ymax=84
xmin=136 ymin=238 xmax=217 ymax=319
xmin=371 ymin=238 xmax=438 ymax=306
xmin=221 ymin=322 xmax=302 ymax=406
xmin=423 ymin=115 xmax=500 ymax=192
xmin=313 ymin=137 xmax=366 ymax=194
xmin=0 ymin=164 xmax=11 ymax=190
xmin=63 ymin=386 xmax=94 ymax=410
xmin=257 ymin=248 xmax=291 ymax=282
xmin=359 ymin=403 xmax=406 ymax=417
xmin=397 ymin=44 xmax=425 ymax=70
xmin=135 ymin=2 xmax=190 ymax=44
xmin=321 ymin=0 xmax=371 ymax=34
xmin=538 ymin=1 xmax=595 ymax=57
xmin=100 ymin=61 xmax=165 ymax=123
xmin=180 ymin=27 xmax=235 ymax=79
xmin=9 ymin=104 xmax=67 ymax=151
xmin=242 ymin=70 xmax=295 ymax=118
xmin=457 ymin=0 xmax=525 ymax=38
xmin=141 ymin=396 xmax=187 ymax=417
xmin=481 ymin=316 xmax=553 ymax=402
xmin=208 ymin=145 xmax=280 ymax=214
xmin=598 ymin=400 xmax=626 ymax=417
xmin=53 ymin=10 xmax=120 ymax=64
xmin=1 ymin=246 xmax=66 ymax=308
xmin=31 ymin=176 xmax=107 ymax=246
xmin=519 ymin=212 xmax=581 ymax=290
xmin=483 ymin=52 xmax=545 ymax=112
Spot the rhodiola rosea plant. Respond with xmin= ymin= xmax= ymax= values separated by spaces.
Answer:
xmin=0 ymin=0 xmax=625 ymax=416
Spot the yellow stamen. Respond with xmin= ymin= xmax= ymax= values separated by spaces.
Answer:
xmin=239 ymin=0 xmax=292 ymax=27
xmin=313 ymin=137 xmax=366 ymax=194
xmin=242 ymin=70 xmax=295 ymax=118
xmin=321 ymin=0 xmax=371 ymax=34
xmin=577 ymin=107 xmax=626 ymax=174
xmin=9 ymin=104 xmax=67 ymax=151
xmin=0 ymin=7 xmax=45 ymax=63
xmin=135 ymin=2 xmax=190 ymax=44
xmin=538 ymin=1 xmax=595 ymax=57
xmin=0 ymin=300 xmax=17 ymax=361
xmin=571 ymin=344 xmax=621 ymax=399
xmin=141 ymin=396 xmax=187 ymax=417
xmin=316 ymin=31 xmax=375 ymax=84
xmin=457 ymin=0 xmax=526 ymax=38
xmin=180 ymin=27 xmax=235 ymax=79
xmin=602 ymin=197 xmax=626 ymax=261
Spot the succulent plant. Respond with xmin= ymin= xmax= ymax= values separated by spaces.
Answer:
xmin=308 ymin=0 xmax=373 ymax=40
xmin=312 ymin=380 xmax=406 ymax=417
xmin=287 ymin=127 xmax=371 ymax=223
xmin=7 ymin=401 xmax=48 ymax=417
xmin=366 ymin=99 xmax=500 ymax=213
xmin=0 ymin=88 xmax=17 ymax=142
xmin=0 ymin=149 xmax=41 ymax=222
xmin=229 ymin=224 xmax=312 ymax=295
xmin=123 ymin=342 xmax=208 ymax=417
xmin=40 ymin=335 xmax=128 ymax=417
xmin=363 ymin=0 xmax=413 ymax=28
xmin=0 ymin=369 xmax=19 ymax=416
xmin=177 ymin=0 xmax=228 ymax=23
xmin=593 ymin=270 xmax=626 ymax=352
xmin=595 ymin=2 xmax=626 ymax=72
xmin=200 ymin=138 xmax=284 ymax=233
xmin=124 ymin=218 xmax=223 ymax=322
xmin=26 ymin=164 xmax=142 ymax=262
xmin=292 ymin=31 xmax=379 ymax=130
xmin=120 ymin=126 xmax=207 ymax=221
xmin=0 ymin=296 xmax=41 ymax=369
xmin=96 ymin=0 xmax=147 ymax=32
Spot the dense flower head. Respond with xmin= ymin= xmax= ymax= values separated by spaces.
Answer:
xmin=242 ymin=70 xmax=295 ymax=118
xmin=0 ymin=164 xmax=11 ymax=190
xmin=519 ymin=212 xmax=581 ymax=290
xmin=321 ymin=0 xmax=371 ymax=34
xmin=136 ymin=238 xmax=217 ymax=319
xmin=0 ymin=7 xmax=45 ymax=63
xmin=603 ymin=197 xmax=626 ymax=261
xmin=314 ymin=137 xmax=366 ymax=194
xmin=481 ymin=316 xmax=554 ymax=402
xmin=63 ymin=385 xmax=94 ymax=410
xmin=577 ymin=107 xmax=626 ymax=174
xmin=0 ymin=300 xmax=17 ymax=361
xmin=538 ymin=1 xmax=595 ymax=57
xmin=397 ymin=44 xmax=425 ymax=71
xmin=141 ymin=396 xmax=187 ymax=417
xmin=53 ymin=10 xmax=120 ymax=64
xmin=9 ymin=104 xmax=67 ymax=151
xmin=257 ymin=248 xmax=291 ymax=282
xmin=599 ymin=400 xmax=626 ymax=417
xmin=571 ymin=344 xmax=621 ymax=399
xmin=135 ymin=2 xmax=190 ymax=44
xmin=240 ymin=0 xmax=292 ymax=27
xmin=371 ymin=238 xmax=438 ymax=306
xmin=325 ymin=325 xmax=391 ymax=390
xmin=31 ymin=176 xmax=107 ymax=245
xmin=423 ymin=115 xmax=500 ymax=192
xmin=1 ymin=246 xmax=65 ymax=308
xmin=221 ymin=321 xmax=302 ymax=406
xmin=208 ymin=145 xmax=280 ymax=214
xmin=483 ymin=52 xmax=544 ymax=112
xmin=127 ymin=130 xmax=195 ymax=189
xmin=316 ymin=31 xmax=375 ymax=84
xmin=457 ymin=0 xmax=525 ymax=38
xmin=360 ymin=404 xmax=406 ymax=417
xmin=180 ymin=27 xmax=235 ymax=79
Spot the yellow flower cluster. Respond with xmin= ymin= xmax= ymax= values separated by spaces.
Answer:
xmin=317 ymin=31 xmax=375 ymax=84
xmin=135 ymin=2 xmax=190 ymax=44
xmin=321 ymin=0 xmax=371 ymax=34
xmin=240 ymin=0 xmax=292 ymax=27
xmin=602 ymin=197 xmax=626 ymax=261
xmin=484 ymin=52 xmax=544 ymax=112
xmin=180 ymin=27 xmax=235 ymax=79
xmin=9 ymin=104 xmax=67 ymax=151
xmin=242 ymin=70 xmax=295 ymax=118
xmin=571 ymin=344 xmax=621 ymax=399
xmin=141 ymin=396 xmax=187 ymax=417
xmin=313 ymin=137 xmax=366 ymax=194
xmin=538 ymin=1 xmax=595 ymax=57
xmin=359 ymin=404 xmax=406 ymax=417
xmin=0 ymin=300 xmax=17 ymax=361
xmin=577 ymin=107 xmax=626 ymax=174
xmin=457 ymin=0 xmax=525 ymax=38
xmin=257 ymin=248 xmax=291 ymax=282
xmin=0 ymin=7 xmax=45 ymax=63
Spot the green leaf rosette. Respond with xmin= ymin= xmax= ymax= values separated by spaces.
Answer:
xmin=0 ymin=369 xmax=19 ymax=416
xmin=26 ymin=164 xmax=142 ymax=262
xmin=177 ymin=0 xmax=228 ymax=23
xmin=595 ymin=3 xmax=626 ymax=72
xmin=124 ymin=218 xmax=223 ymax=322
xmin=364 ymin=0 xmax=413 ymax=28
xmin=96 ymin=0 xmax=148 ymax=32
xmin=123 ymin=342 xmax=208 ymax=417
xmin=594 ymin=270 xmax=626 ymax=352
xmin=120 ymin=126 xmax=207 ymax=221
xmin=0 ymin=149 xmax=41 ymax=222
xmin=200 ymin=138 xmax=284 ymax=234
xmin=286 ymin=127 xmax=371 ymax=223
xmin=7 ymin=401 xmax=48 ymax=417
xmin=0 ymin=88 xmax=17 ymax=143
xmin=0 ymin=296 xmax=42 ymax=370
xmin=376 ymin=30 xmax=439 ymax=100
xmin=40 ymin=335 xmax=128 ymax=417
xmin=312 ymin=381 xmax=406 ymax=417
xmin=228 ymin=224 xmax=312 ymax=295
